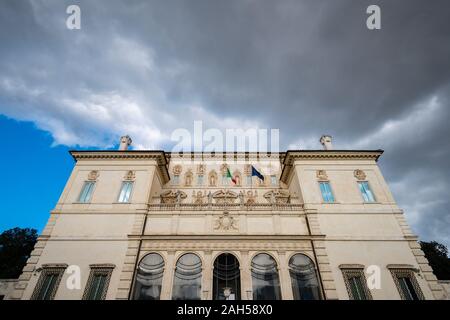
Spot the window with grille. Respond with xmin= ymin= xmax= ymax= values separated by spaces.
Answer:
xmin=31 ymin=265 xmax=67 ymax=300
xmin=82 ymin=265 xmax=114 ymax=300
xmin=340 ymin=267 xmax=372 ymax=300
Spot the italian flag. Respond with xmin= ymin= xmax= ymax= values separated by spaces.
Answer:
xmin=226 ymin=168 xmax=236 ymax=184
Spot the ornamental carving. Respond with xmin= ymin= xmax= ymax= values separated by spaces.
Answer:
xmin=208 ymin=170 xmax=218 ymax=186
xmin=192 ymin=190 xmax=206 ymax=205
xmin=87 ymin=170 xmax=99 ymax=181
xmin=220 ymin=163 xmax=229 ymax=175
xmin=263 ymin=190 xmax=291 ymax=204
xmin=172 ymin=165 xmax=182 ymax=175
xmin=184 ymin=169 xmax=193 ymax=186
xmin=354 ymin=169 xmax=366 ymax=180
xmin=197 ymin=164 xmax=206 ymax=175
xmin=214 ymin=212 xmax=238 ymax=231
xmin=160 ymin=190 xmax=187 ymax=204
xmin=212 ymin=190 xmax=238 ymax=204
xmin=233 ymin=170 xmax=242 ymax=186
xmin=245 ymin=190 xmax=257 ymax=205
xmin=124 ymin=170 xmax=135 ymax=181
xmin=316 ymin=170 xmax=328 ymax=181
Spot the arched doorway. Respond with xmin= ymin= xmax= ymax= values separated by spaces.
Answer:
xmin=213 ymin=253 xmax=241 ymax=300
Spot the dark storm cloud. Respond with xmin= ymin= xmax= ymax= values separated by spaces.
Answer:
xmin=0 ymin=0 xmax=449 ymax=246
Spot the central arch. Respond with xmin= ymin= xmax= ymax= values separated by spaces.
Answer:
xmin=213 ymin=253 xmax=241 ymax=300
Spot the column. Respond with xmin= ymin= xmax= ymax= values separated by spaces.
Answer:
xmin=277 ymin=251 xmax=293 ymax=300
xmin=160 ymin=251 xmax=175 ymax=300
xmin=202 ymin=251 xmax=213 ymax=300
xmin=240 ymin=251 xmax=252 ymax=300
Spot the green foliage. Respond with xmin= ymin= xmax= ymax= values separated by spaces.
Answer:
xmin=0 ymin=227 xmax=38 ymax=279
xmin=420 ymin=241 xmax=450 ymax=280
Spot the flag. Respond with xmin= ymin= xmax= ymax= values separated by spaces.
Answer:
xmin=226 ymin=168 xmax=236 ymax=184
xmin=251 ymin=166 xmax=264 ymax=181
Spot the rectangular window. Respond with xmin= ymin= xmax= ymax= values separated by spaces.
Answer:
xmin=341 ymin=268 xmax=372 ymax=300
xmin=271 ymin=175 xmax=277 ymax=186
xmin=78 ymin=181 xmax=95 ymax=203
xmin=31 ymin=266 xmax=66 ymax=300
xmin=319 ymin=182 xmax=335 ymax=203
xmin=358 ymin=181 xmax=375 ymax=202
xmin=118 ymin=181 xmax=133 ymax=203
xmin=172 ymin=175 xmax=180 ymax=185
xmin=82 ymin=266 xmax=114 ymax=300
xmin=197 ymin=175 xmax=204 ymax=186
xmin=246 ymin=175 xmax=252 ymax=186
xmin=390 ymin=269 xmax=424 ymax=300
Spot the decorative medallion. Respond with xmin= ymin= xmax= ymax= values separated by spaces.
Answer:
xmin=124 ymin=170 xmax=135 ymax=181
xmin=316 ymin=170 xmax=328 ymax=181
xmin=87 ymin=170 xmax=99 ymax=181
xmin=172 ymin=165 xmax=182 ymax=175
xmin=354 ymin=169 xmax=366 ymax=180
xmin=214 ymin=211 xmax=238 ymax=231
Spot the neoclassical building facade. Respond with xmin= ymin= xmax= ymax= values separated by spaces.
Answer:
xmin=6 ymin=136 xmax=446 ymax=300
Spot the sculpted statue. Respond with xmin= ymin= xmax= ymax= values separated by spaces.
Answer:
xmin=208 ymin=191 xmax=213 ymax=205
xmin=239 ymin=191 xmax=244 ymax=205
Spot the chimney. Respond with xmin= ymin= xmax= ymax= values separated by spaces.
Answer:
xmin=320 ymin=135 xmax=333 ymax=150
xmin=119 ymin=135 xmax=132 ymax=150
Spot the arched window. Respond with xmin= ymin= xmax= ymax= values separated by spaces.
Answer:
xmin=213 ymin=253 xmax=241 ymax=300
xmin=172 ymin=253 xmax=202 ymax=300
xmin=251 ymin=253 xmax=281 ymax=300
xmin=289 ymin=254 xmax=321 ymax=300
xmin=133 ymin=253 xmax=164 ymax=300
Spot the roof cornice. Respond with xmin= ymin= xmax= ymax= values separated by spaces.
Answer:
xmin=280 ymin=150 xmax=384 ymax=184
xmin=69 ymin=150 xmax=170 ymax=184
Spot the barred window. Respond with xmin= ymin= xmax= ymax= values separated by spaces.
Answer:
xmin=82 ymin=264 xmax=114 ymax=300
xmin=389 ymin=267 xmax=424 ymax=300
xmin=31 ymin=264 xmax=67 ymax=300
xmin=340 ymin=266 xmax=372 ymax=300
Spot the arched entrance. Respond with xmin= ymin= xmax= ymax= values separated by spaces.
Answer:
xmin=213 ymin=253 xmax=241 ymax=300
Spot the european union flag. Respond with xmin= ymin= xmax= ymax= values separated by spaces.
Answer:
xmin=251 ymin=166 xmax=264 ymax=181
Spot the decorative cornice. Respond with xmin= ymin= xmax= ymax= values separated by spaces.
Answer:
xmin=69 ymin=150 xmax=170 ymax=184
xmin=280 ymin=150 xmax=383 ymax=184
xmin=339 ymin=264 xmax=365 ymax=269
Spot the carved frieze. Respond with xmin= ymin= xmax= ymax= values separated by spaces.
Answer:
xmin=160 ymin=190 xmax=187 ymax=204
xmin=213 ymin=190 xmax=238 ymax=204
xmin=263 ymin=190 xmax=290 ymax=204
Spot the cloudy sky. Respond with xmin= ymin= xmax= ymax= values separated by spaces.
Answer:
xmin=0 ymin=0 xmax=449 ymax=247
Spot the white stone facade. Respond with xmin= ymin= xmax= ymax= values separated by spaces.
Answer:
xmin=5 ymin=149 xmax=446 ymax=300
